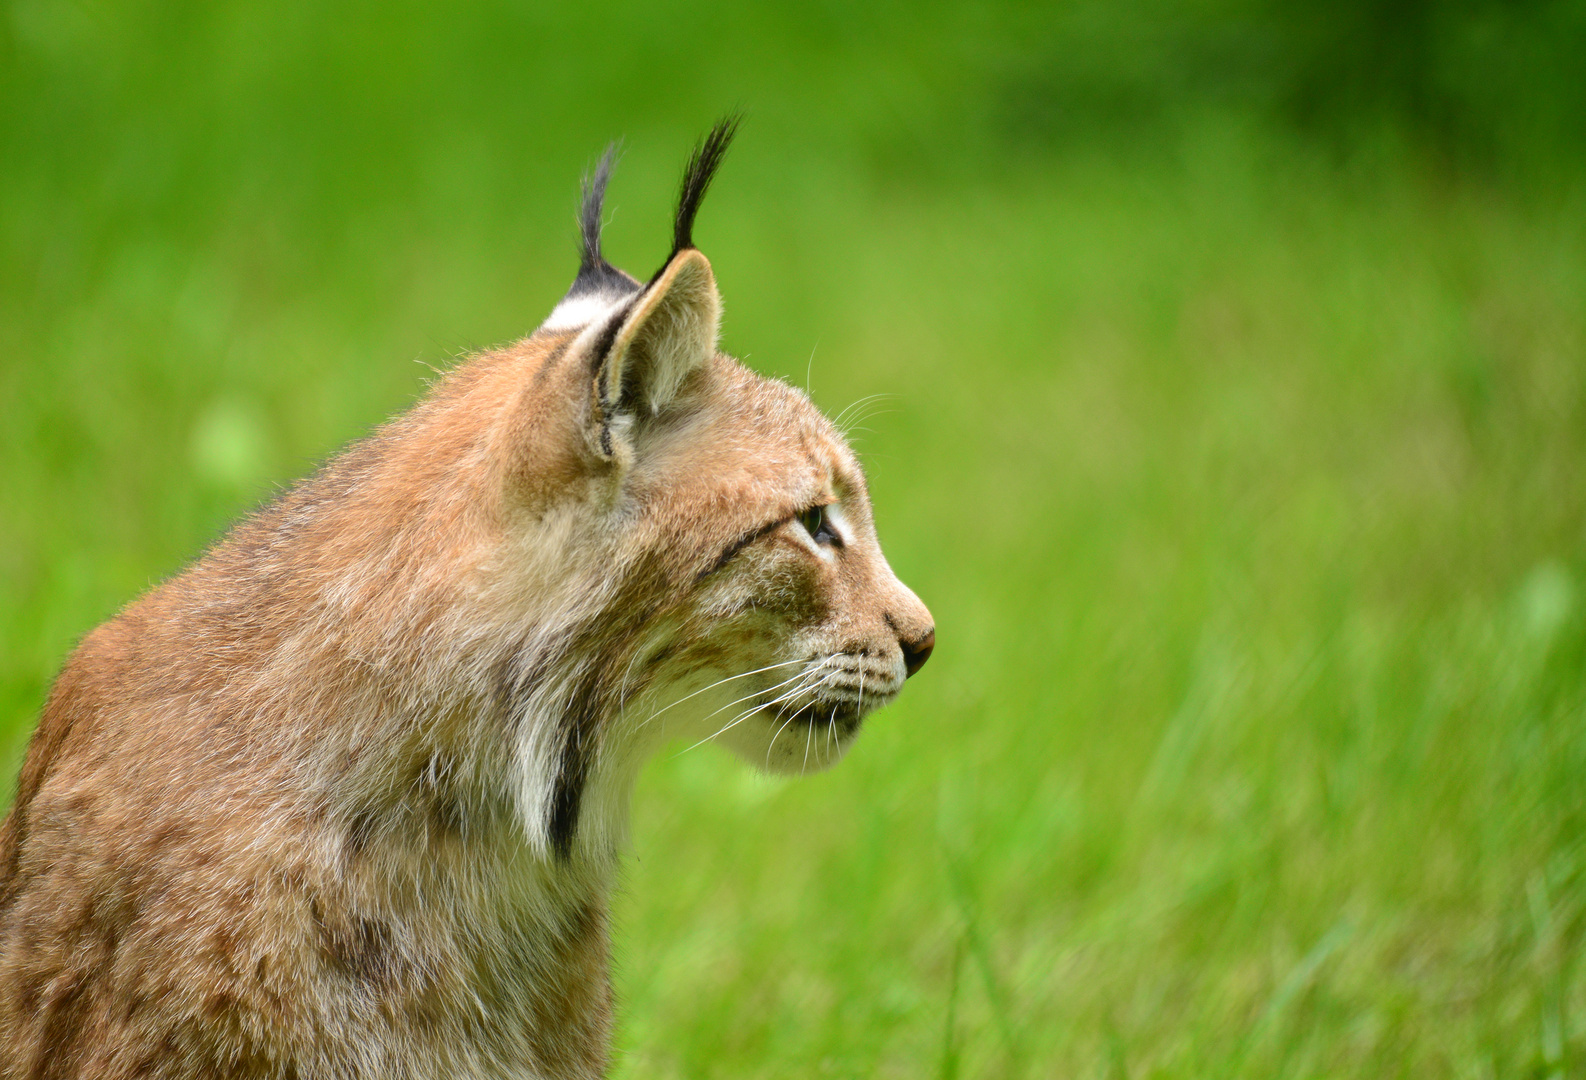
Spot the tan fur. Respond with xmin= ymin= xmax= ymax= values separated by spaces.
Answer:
xmin=0 ymin=162 xmax=932 ymax=1079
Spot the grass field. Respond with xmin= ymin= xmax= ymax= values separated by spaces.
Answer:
xmin=4 ymin=4 xmax=1586 ymax=1076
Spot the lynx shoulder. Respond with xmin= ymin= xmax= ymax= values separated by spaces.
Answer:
xmin=0 ymin=120 xmax=933 ymax=1080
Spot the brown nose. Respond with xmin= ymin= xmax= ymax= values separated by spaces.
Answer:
xmin=902 ymin=628 xmax=934 ymax=678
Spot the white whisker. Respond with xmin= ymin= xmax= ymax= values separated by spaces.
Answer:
xmin=672 ymin=671 xmax=816 ymax=757
xmin=689 ymin=668 xmax=812 ymax=730
xmin=831 ymin=392 xmax=897 ymax=434
xmin=765 ymin=710 xmax=800 ymax=770
xmin=678 ymin=669 xmax=823 ymax=757
xmin=635 ymin=658 xmax=806 ymax=731
xmin=766 ymin=665 xmax=840 ymax=769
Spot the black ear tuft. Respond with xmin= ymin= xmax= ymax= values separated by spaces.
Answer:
xmin=568 ymin=143 xmax=627 ymax=298
xmin=671 ymin=116 xmax=740 ymax=258
xmin=579 ymin=143 xmax=618 ymax=270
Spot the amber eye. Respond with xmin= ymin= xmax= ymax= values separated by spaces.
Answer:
xmin=798 ymin=504 xmax=840 ymax=547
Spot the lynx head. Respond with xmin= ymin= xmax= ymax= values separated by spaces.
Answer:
xmin=453 ymin=121 xmax=932 ymax=857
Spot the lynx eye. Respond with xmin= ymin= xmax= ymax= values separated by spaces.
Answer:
xmin=797 ymin=504 xmax=841 ymax=547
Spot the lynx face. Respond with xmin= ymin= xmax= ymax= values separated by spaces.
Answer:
xmin=609 ymin=362 xmax=933 ymax=778
xmin=501 ymin=129 xmax=933 ymax=852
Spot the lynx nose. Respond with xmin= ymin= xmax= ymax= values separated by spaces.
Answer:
xmin=902 ymin=628 xmax=935 ymax=678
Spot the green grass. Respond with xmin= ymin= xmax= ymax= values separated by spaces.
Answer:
xmin=4 ymin=5 xmax=1586 ymax=1076
xmin=612 ymin=143 xmax=1586 ymax=1077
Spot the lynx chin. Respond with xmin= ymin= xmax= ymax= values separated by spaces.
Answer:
xmin=0 ymin=119 xmax=934 ymax=1079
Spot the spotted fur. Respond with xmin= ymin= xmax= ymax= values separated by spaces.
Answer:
xmin=0 ymin=122 xmax=933 ymax=1080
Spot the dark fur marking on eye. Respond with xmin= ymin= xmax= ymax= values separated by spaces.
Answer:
xmin=698 ymin=516 xmax=787 ymax=581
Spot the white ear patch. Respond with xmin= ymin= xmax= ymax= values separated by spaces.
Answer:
xmin=540 ymin=292 xmax=627 ymax=333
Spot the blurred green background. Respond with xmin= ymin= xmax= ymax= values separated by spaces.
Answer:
xmin=4 ymin=1 xmax=1586 ymax=1076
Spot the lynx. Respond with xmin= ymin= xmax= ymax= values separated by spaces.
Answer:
xmin=0 ymin=120 xmax=934 ymax=1079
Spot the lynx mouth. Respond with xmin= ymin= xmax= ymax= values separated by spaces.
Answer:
xmin=764 ymin=698 xmax=863 ymax=735
xmin=750 ymin=655 xmax=902 ymax=740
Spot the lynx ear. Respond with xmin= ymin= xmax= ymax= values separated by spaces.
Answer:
xmin=593 ymin=247 xmax=720 ymax=430
xmin=587 ymin=117 xmax=736 ymax=458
